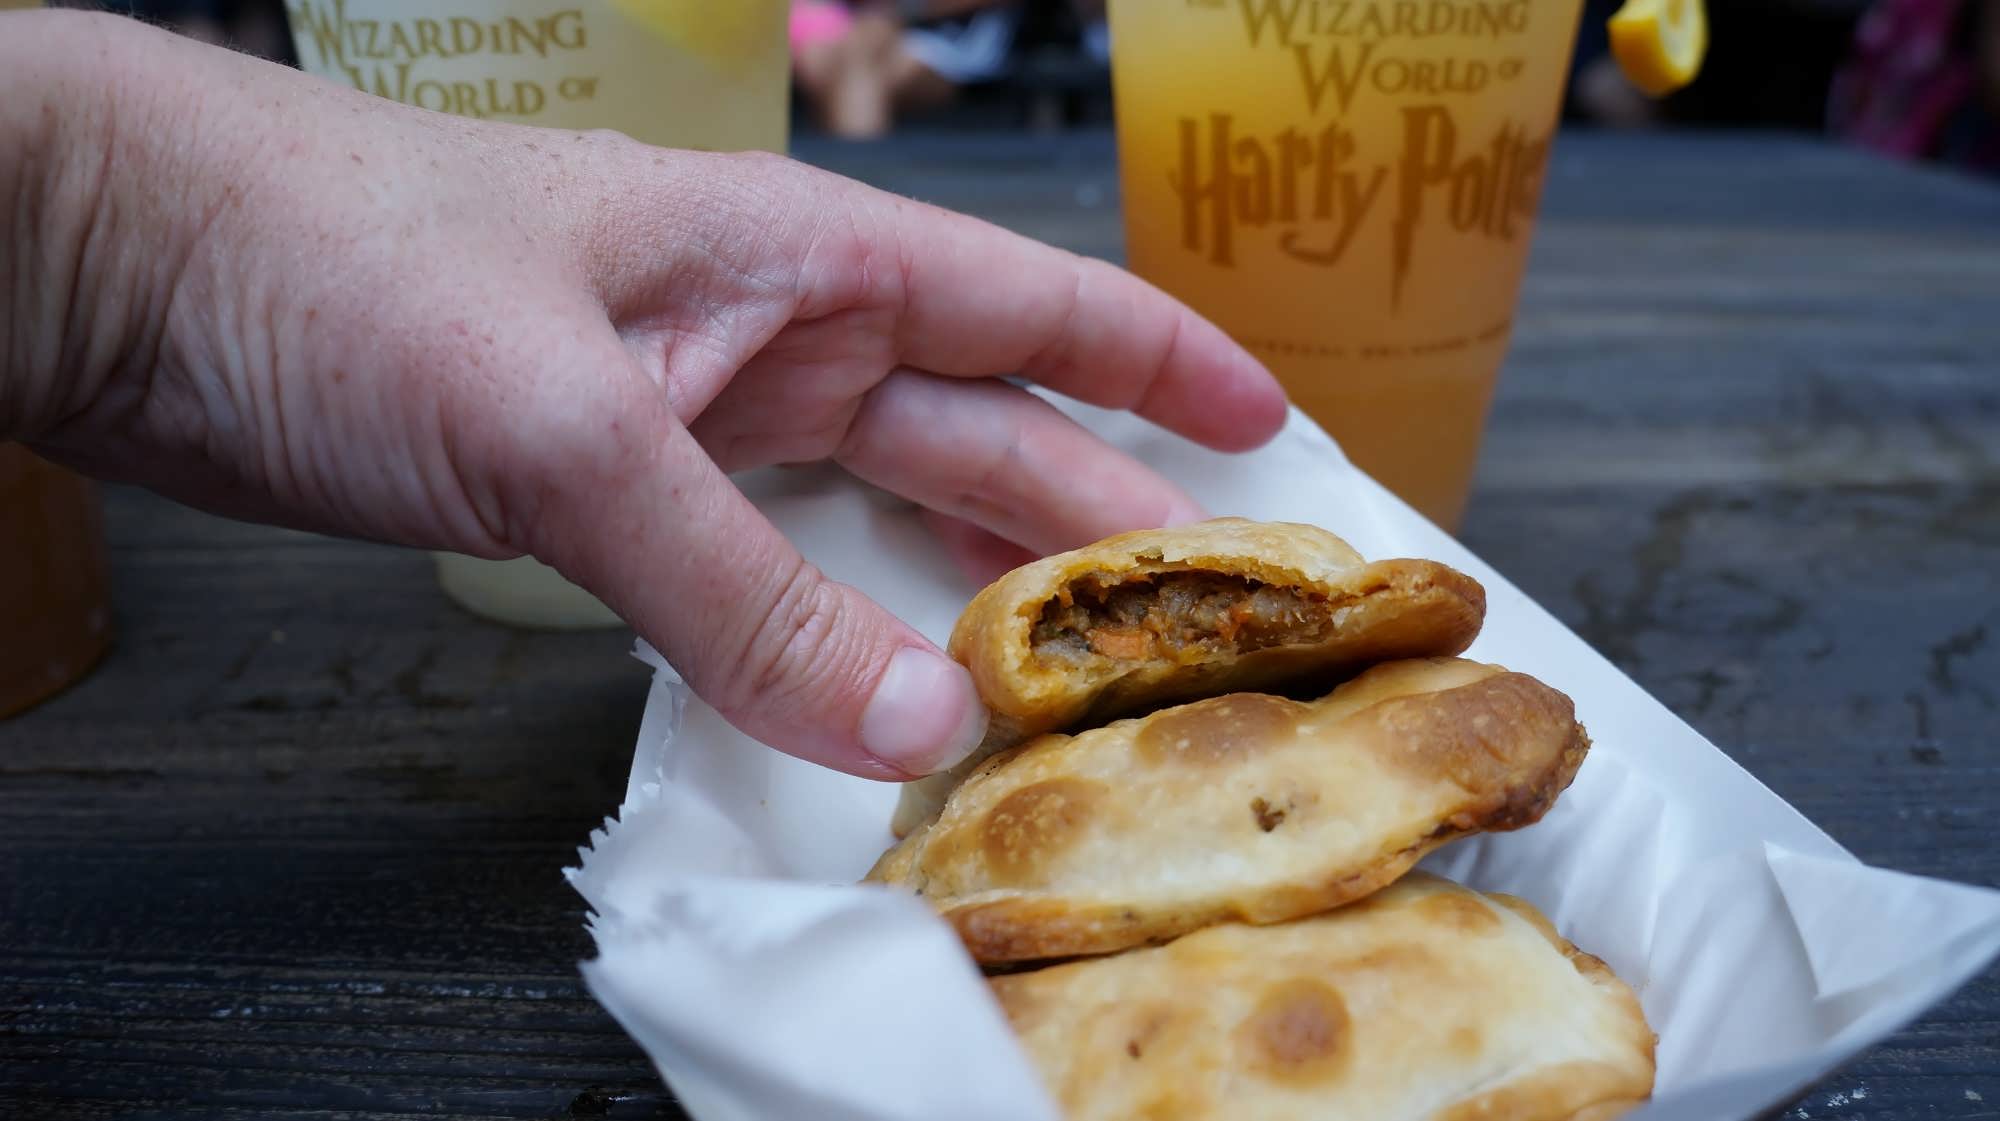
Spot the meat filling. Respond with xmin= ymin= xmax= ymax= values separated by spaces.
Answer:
xmin=1030 ymin=571 xmax=1335 ymax=666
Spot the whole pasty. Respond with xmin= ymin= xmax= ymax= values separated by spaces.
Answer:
xmin=990 ymin=874 xmax=1655 ymax=1121
xmin=869 ymin=658 xmax=1588 ymax=963
xmin=892 ymin=518 xmax=1485 ymax=835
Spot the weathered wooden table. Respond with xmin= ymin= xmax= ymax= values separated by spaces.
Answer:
xmin=3 ymin=130 xmax=1996 ymax=1119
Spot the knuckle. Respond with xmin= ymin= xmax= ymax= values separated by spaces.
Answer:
xmin=712 ymin=558 xmax=866 ymax=720
xmin=950 ymin=423 xmax=1027 ymax=524
xmin=722 ymin=148 xmax=800 ymax=180
xmin=1023 ymin=259 xmax=1087 ymax=379
xmin=831 ymin=375 xmax=901 ymax=469
xmin=473 ymin=346 xmax=660 ymax=559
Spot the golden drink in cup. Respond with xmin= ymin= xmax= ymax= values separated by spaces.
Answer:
xmin=1109 ymin=0 xmax=1586 ymax=529
xmin=0 ymin=446 xmax=112 ymax=718
xmin=286 ymin=2 xmax=789 ymax=151
xmin=285 ymin=1 xmax=789 ymax=627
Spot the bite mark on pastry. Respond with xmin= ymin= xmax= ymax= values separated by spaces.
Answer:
xmin=890 ymin=519 xmax=1487 ymax=838
xmin=1031 ymin=568 xmax=1345 ymax=668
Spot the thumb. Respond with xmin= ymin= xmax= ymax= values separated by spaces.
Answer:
xmin=526 ymin=382 xmax=987 ymax=781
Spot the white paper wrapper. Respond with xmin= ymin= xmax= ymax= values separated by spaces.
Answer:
xmin=566 ymin=401 xmax=2000 ymax=1121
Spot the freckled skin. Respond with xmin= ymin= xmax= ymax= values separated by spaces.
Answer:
xmin=0 ymin=10 xmax=1287 ymax=782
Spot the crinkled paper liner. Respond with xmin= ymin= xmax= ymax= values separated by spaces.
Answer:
xmin=566 ymin=402 xmax=2000 ymax=1121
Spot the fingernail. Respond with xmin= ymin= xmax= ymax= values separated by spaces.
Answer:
xmin=860 ymin=647 xmax=989 ymax=776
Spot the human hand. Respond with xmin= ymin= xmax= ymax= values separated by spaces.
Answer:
xmin=0 ymin=11 xmax=1286 ymax=781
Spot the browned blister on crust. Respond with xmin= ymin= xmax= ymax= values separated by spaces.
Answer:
xmin=867 ymin=657 xmax=1590 ymax=963
xmin=891 ymin=518 xmax=1486 ymax=836
xmin=989 ymin=875 xmax=1656 ymax=1121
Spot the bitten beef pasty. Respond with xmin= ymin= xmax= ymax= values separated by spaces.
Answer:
xmin=892 ymin=518 xmax=1486 ymax=836
xmin=870 ymin=658 xmax=1589 ymax=963
xmin=990 ymin=874 xmax=1655 ymax=1121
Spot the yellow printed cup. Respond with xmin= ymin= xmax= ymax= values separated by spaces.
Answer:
xmin=285 ymin=1 xmax=789 ymax=628
xmin=1109 ymin=0 xmax=1585 ymax=530
xmin=287 ymin=1 xmax=789 ymax=150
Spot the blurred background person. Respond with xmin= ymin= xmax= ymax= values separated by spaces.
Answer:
xmin=1569 ymin=0 xmax=1664 ymax=127
xmin=1831 ymin=0 xmax=2000 ymax=174
xmin=1568 ymin=0 xmax=1869 ymax=130
xmin=71 ymin=0 xmax=2000 ymax=177
xmin=82 ymin=0 xmax=291 ymax=61
xmin=791 ymin=0 xmax=860 ymax=126
xmin=792 ymin=0 xmax=1026 ymax=140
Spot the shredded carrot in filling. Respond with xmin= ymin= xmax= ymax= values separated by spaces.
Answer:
xmin=1030 ymin=571 xmax=1332 ymax=665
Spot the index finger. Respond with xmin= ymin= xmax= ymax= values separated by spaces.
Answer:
xmin=813 ymin=189 xmax=1290 ymax=453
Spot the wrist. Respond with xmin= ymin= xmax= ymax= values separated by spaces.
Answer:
xmin=0 ymin=11 xmax=202 ymax=444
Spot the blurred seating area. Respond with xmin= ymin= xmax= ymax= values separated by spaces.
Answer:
xmin=56 ymin=0 xmax=2000 ymax=176
xmin=66 ymin=0 xmax=295 ymax=63
xmin=791 ymin=0 xmax=1113 ymax=137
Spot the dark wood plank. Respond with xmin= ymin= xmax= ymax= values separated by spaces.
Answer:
xmin=2 ymin=130 xmax=1996 ymax=1119
xmin=1465 ymin=135 xmax=2000 ymax=1121
xmin=0 ymin=495 xmax=672 ymax=1116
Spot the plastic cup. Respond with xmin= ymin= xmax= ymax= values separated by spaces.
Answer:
xmin=1109 ymin=0 xmax=1587 ymax=529
xmin=285 ymin=1 xmax=790 ymax=627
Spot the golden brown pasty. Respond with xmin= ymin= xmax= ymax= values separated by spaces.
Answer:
xmin=869 ymin=658 xmax=1589 ymax=963
xmin=990 ymin=874 xmax=1655 ymax=1121
xmin=892 ymin=518 xmax=1486 ymax=835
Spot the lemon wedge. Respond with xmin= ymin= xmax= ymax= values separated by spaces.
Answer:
xmin=1608 ymin=0 xmax=1710 ymax=97
xmin=607 ymin=0 xmax=781 ymax=71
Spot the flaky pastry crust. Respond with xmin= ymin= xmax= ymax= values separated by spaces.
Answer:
xmin=989 ymin=874 xmax=1656 ymax=1121
xmin=870 ymin=658 xmax=1588 ymax=963
xmin=892 ymin=518 xmax=1485 ymax=835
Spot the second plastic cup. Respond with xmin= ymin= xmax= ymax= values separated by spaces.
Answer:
xmin=1109 ymin=0 xmax=1587 ymax=530
xmin=284 ymin=1 xmax=791 ymax=627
